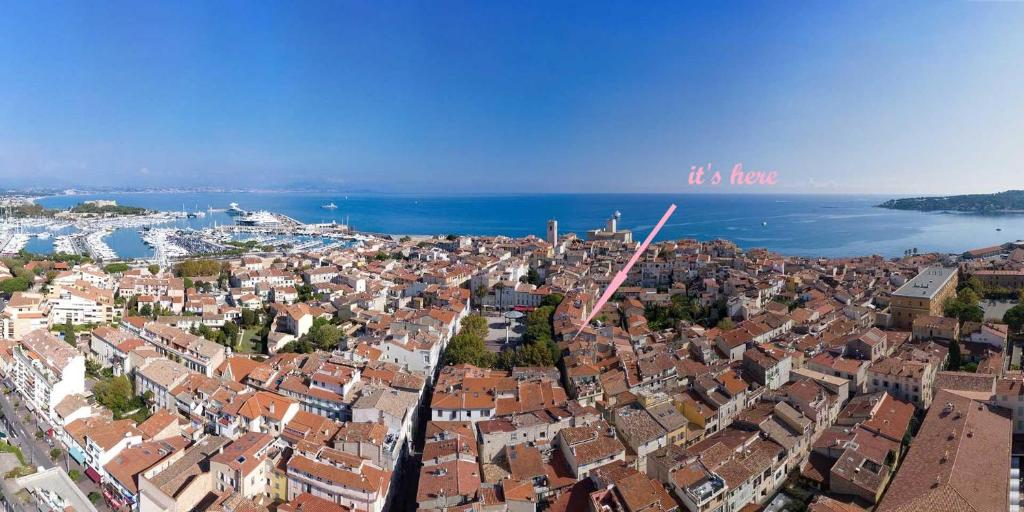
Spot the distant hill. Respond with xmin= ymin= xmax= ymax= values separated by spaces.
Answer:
xmin=877 ymin=190 xmax=1024 ymax=212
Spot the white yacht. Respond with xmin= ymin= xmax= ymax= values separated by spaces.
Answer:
xmin=236 ymin=211 xmax=279 ymax=226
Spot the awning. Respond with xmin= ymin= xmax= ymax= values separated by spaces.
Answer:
xmin=69 ymin=446 xmax=86 ymax=464
xmin=86 ymin=467 xmax=102 ymax=483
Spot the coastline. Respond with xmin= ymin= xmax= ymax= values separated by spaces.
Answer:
xmin=15 ymin=191 xmax=1024 ymax=259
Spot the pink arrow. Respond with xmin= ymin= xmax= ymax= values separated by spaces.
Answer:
xmin=575 ymin=203 xmax=677 ymax=338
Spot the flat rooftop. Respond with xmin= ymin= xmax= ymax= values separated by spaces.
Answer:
xmin=16 ymin=467 xmax=98 ymax=512
xmin=892 ymin=267 xmax=957 ymax=300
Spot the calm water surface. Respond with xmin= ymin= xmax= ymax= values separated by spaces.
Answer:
xmin=34 ymin=192 xmax=1024 ymax=259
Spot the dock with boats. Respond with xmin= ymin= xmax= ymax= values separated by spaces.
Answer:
xmin=0 ymin=232 xmax=29 ymax=255
xmin=53 ymin=230 xmax=118 ymax=260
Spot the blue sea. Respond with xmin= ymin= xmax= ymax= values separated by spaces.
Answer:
xmin=30 ymin=192 xmax=1024 ymax=259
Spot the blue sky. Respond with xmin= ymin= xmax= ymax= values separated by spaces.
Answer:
xmin=1 ymin=1 xmax=1023 ymax=194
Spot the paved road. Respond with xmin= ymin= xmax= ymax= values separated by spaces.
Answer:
xmin=0 ymin=386 xmax=109 ymax=510
xmin=483 ymin=315 xmax=524 ymax=353
xmin=0 ymin=388 xmax=54 ymax=471
xmin=981 ymin=299 xmax=1016 ymax=322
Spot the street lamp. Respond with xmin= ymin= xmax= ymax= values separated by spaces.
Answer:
xmin=503 ymin=310 xmax=524 ymax=345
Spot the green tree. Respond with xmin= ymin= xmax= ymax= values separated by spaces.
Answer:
xmin=62 ymin=320 xmax=76 ymax=345
xmin=103 ymin=262 xmax=129 ymax=274
xmin=297 ymin=284 xmax=314 ymax=302
xmin=93 ymin=375 xmax=134 ymax=414
xmin=49 ymin=448 xmax=62 ymax=460
xmin=443 ymin=330 xmax=489 ymax=366
xmin=515 ymin=339 xmax=556 ymax=366
xmin=716 ymin=318 xmax=735 ymax=330
xmin=196 ymin=324 xmax=227 ymax=345
xmin=88 ymin=492 xmax=102 ymax=504
xmin=957 ymin=287 xmax=980 ymax=306
xmin=540 ymin=293 xmax=564 ymax=308
xmin=0 ymin=277 xmax=30 ymax=294
xmin=280 ymin=340 xmax=314 ymax=354
xmin=526 ymin=268 xmax=543 ymax=286
xmin=644 ymin=294 xmax=703 ymax=330
xmin=943 ymin=297 xmax=984 ymax=323
xmin=174 ymin=259 xmax=223 ymax=277
xmin=474 ymin=285 xmax=488 ymax=304
xmin=222 ymin=322 xmax=240 ymax=346
xmin=495 ymin=350 xmax=518 ymax=370
xmin=460 ymin=315 xmax=489 ymax=341
xmin=69 ymin=469 xmax=82 ymax=482
xmin=240 ymin=308 xmax=254 ymax=326
xmin=147 ymin=264 xmax=160 ymax=275
xmin=1004 ymin=304 xmax=1024 ymax=332
xmin=85 ymin=359 xmax=103 ymax=378
xmin=524 ymin=306 xmax=555 ymax=344
xmin=962 ymin=275 xmax=986 ymax=296
xmin=948 ymin=339 xmax=963 ymax=371
xmin=139 ymin=304 xmax=153 ymax=317
xmin=308 ymin=319 xmax=343 ymax=351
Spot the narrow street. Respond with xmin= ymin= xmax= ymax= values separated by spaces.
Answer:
xmin=0 ymin=387 xmax=55 ymax=470
xmin=0 ymin=384 xmax=108 ymax=510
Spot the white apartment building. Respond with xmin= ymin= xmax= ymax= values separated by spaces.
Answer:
xmin=1 ymin=292 xmax=48 ymax=340
xmin=48 ymin=286 xmax=114 ymax=325
xmin=11 ymin=329 xmax=86 ymax=422
xmin=286 ymin=449 xmax=390 ymax=512
xmin=140 ymin=322 xmax=226 ymax=377
xmin=135 ymin=358 xmax=190 ymax=410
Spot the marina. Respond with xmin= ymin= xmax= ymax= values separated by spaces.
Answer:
xmin=0 ymin=232 xmax=30 ymax=255
xmin=51 ymin=230 xmax=118 ymax=260
xmin=84 ymin=230 xmax=117 ymax=260
xmin=141 ymin=228 xmax=231 ymax=260
xmin=0 ymin=194 xmax=596 ymax=262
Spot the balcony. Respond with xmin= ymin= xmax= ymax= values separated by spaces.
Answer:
xmin=686 ymin=475 xmax=726 ymax=506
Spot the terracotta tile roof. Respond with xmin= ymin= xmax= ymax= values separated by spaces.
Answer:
xmin=278 ymin=493 xmax=351 ymax=512
xmin=876 ymin=390 xmax=1011 ymax=512
xmin=137 ymin=409 xmax=179 ymax=439
xmin=211 ymin=432 xmax=275 ymax=476
xmin=559 ymin=422 xmax=626 ymax=466
xmin=103 ymin=437 xmax=188 ymax=493
xmin=934 ymin=371 xmax=996 ymax=397
xmin=288 ymin=453 xmax=388 ymax=494
xmin=226 ymin=391 xmax=297 ymax=422
xmin=808 ymin=495 xmax=868 ymax=512
xmin=860 ymin=394 xmax=914 ymax=443
xmin=66 ymin=417 xmax=142 ymax=450
xmin=416 ymin=459 xmax=482 ymax=502
xmin=506 ymin=443 xmax=545 ymax=481
xmin=21 ymin=329 xmax=79 ymax=372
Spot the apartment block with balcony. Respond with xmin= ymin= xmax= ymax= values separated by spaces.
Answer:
xmin=140 ymin=322 xmax=226 ymax=377
xmin=11 ymin=329 xmax=86 ymax=422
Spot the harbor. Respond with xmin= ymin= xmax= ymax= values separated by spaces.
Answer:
xmin=0 ymin=232 xmax=30 ymax=255
xmin=1 ymin=195 xmax=393 ymax=262
xmin=12 ymin=201 xmax=363 ymax=262
xmin=52 ymin=230 xmax=117 ymax=260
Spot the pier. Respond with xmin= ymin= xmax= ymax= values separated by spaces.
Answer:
xmin=53 ymin=230 xmax=118 ymax=260
xmin=0 ymin=232 xmax=29 ymax=255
